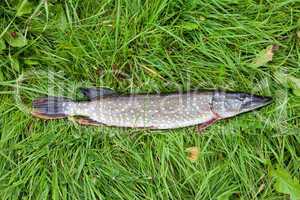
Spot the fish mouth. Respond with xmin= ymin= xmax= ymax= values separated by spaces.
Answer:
xmin=241 ymin=95 xmax=273 ymax=111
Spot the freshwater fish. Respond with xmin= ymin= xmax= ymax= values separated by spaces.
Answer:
xmin=31 ymin=88 xmax=272 ymax=132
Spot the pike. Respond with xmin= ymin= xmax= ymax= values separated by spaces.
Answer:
xmin=31 ymin=88 xmax=272 ymax=132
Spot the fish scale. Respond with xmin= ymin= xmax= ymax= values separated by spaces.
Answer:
xmin=31 ymin=88 xmax=272 ymax=132
xmin=63 ymin=92 xmax=213 ymax=129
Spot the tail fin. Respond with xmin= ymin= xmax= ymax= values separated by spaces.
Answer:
xmin=32 ymin=96 xmax=71 ymax=119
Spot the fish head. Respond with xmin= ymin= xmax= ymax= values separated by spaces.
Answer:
xmin=212 ymin=91 xmax=272 ymax=118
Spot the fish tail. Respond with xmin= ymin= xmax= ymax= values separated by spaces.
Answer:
xmin=31 ymin=96 xmax=72 ymax=119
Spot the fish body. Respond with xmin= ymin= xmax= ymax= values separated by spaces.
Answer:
xmin=64 ymin=92 xmax=213 ymax=129
xmin=32 ymin=88 xmax=272 ymax=131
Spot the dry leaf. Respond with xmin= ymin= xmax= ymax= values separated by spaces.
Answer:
xmin=297 ymin=31 xmax=300 ymax=39
xmin=252 ymin=45 xmax=279 ymax=67
xmin=258 ymin=183 xmax=265 ymax=194
xmin=186 ymin=147 xmax=199 ymax=161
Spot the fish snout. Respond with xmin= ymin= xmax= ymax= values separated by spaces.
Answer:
xmin=241 ymin=95 xmax=272 ymax=111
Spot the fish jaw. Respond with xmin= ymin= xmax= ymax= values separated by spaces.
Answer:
xmin=239 ymin=95 xmax=272 ymax=113
xmin=212 ymin=92 xmax=273 ymax=118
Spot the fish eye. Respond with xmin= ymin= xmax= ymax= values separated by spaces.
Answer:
xmin=237 ymin=94 xmax=249 ymax=101
xmin=238 ymin=96 xmax=245 ymax=101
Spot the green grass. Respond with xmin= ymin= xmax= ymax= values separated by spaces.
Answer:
xmin=0 ymin=0 xmax=300 ymax=199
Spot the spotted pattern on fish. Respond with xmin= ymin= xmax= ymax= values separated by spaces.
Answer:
xmin=63 ymin=92 xmax=213 ymax=129
xmin=32 ymin=89 xmax=272 ymax=131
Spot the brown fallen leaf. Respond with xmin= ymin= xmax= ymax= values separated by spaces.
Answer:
xmin=252 ymin=45 xmax=279 ymax=67
xmin=258 ymin=183 xmax=265 ymax=194
xmin=186 ymin=146 xmax=199 ymax=161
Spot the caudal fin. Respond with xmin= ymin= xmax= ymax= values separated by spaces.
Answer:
xmin=32 ymin=97 xmax=71 ymax=119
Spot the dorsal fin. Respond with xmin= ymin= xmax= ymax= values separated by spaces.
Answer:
xmin=79 ymin=87 xmax=116 ymax=100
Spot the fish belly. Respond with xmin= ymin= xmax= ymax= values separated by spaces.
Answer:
xmin=87 ymin=93 xmax=215 ymax=129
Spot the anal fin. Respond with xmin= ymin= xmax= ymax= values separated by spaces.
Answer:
xmin=197 ymin=118 xmax=218 ymax=133
xmin=73 ymin=116 xmax=102 ymax=126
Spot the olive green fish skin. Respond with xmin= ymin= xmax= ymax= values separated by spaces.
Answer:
xmin=62 ymin=91 xmax=272 ymax=129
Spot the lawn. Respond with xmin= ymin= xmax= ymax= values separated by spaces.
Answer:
xmin=0 ymin=0 xmax=300 ymax=199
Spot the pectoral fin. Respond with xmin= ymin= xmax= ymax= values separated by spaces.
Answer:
xmin=197 ymin=118 xmax=218 ymax=133
xmin=80 ymin=87 xmax=116 ymax=100
xmin=73 ymin=116 xmax=103 ymax=126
